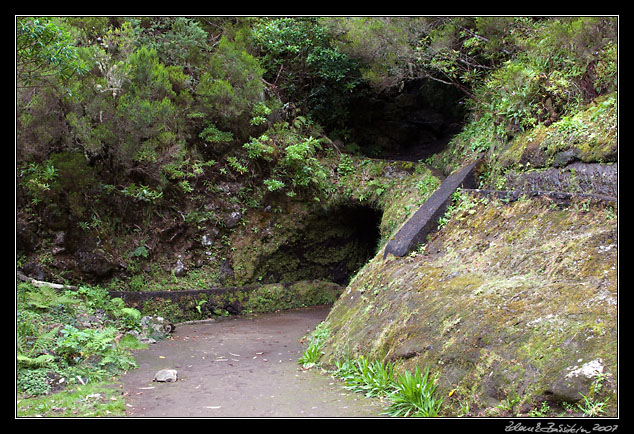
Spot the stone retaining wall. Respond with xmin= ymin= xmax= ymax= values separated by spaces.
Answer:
xmin=463 ymin=188 xmax=617 ymax=206
xmin=108 ymin=280 xmax=344 ymax=320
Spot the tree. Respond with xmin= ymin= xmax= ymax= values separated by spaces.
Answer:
xmin=16 ymin=17 xmax=87 ymax=88
xmin=252 ymin=17 xmax=362 ymax=130
xmin=323 ymin=17 xmax=426 ymax=92
xmin=131 ymin=17 xmax=212 ymax=74
xmin=195 ymin=32 xmax=265 ymax=142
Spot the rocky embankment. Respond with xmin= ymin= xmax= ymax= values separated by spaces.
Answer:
xmin=320 ymin=188 xmax=617 ymax=416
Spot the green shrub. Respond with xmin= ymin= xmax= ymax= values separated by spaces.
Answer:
xmin=385 ymin=366 xmax=443 ymax=417
xmin=199 ymin=123 xmax=234 ymax=149
xmin=337 ymin=154 xmax=355 ymax=176
xmin=18 ymin=162 xmax=58 ymax=205
xmin=263 ymin=178 xmax=285 ymax=192
xmin=17 ymin=282 xmax=146 ymax=398
xmin=17 ymin=369 xmax=53 ymax=396
xmin=243 ymin=134 xmax=276 ymax=161
xmin=133 ymin=17 xmax=209 ymax=73
xmin=16 ymin=17 xmax=87 ymax=86
xmin=120 ymin=183 xmax=163 ymax=203
xmin=196 ymin=33 xmax=265 ymax=134
xmin=21 ymin=284 xmax=80 ymax=311
xmin=56 ymin=325 xmax=117 ymax=363
xmin=252 ymin=17 xmax=362 ymax=129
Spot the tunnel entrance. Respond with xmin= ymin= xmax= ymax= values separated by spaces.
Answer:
xmin=254 ymin=203 xmax=383 ymax=286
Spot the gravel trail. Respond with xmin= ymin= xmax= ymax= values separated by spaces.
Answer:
xmin=120 ymin=305 xmax=385 ymax=418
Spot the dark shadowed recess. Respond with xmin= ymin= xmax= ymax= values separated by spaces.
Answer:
xmin=256 ymin=203 xmax=383 ymax=286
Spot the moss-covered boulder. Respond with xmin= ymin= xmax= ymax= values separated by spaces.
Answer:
xmin=320 ymin=191 xmax=617 ymax=417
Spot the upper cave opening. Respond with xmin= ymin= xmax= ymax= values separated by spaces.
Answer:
xmin=340 ymin=78 xmax=467 ymax=160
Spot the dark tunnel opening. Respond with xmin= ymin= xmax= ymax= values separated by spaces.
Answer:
xmin=320 ymin=204 xmax=384 ymax=285
xmin=254 ymin=203 xmax=383 ymax=286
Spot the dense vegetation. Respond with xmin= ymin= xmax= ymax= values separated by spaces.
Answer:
xmin=16 ymin=16 xmax=617 ymax=416
xmin=17 ymin=17 xmax=617 ymax=226
xmin=16 ymin=281 xmax=147 ymax=416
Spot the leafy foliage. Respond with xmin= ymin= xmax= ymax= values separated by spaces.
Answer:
xmin=241 ymin=121 xmax=331 ymax=199
xmin=423 ymin=16 xmax=617 ymax=172
xmin=298 ymin=323 xmax=330 ymax=368
xmin=196 ymin=32 xmax=265 ymax=137
xmin=16 ymin=16 xmax=617 ymax=221
xmin=326 ymin=17 xmax=428 ymax=91
xmin=385 ymin=367 xmax=443 ymax=417
xmin=16 ymin=17 xmax=88 ymax=87
xmin=252 ymin=17 xmax=362 ymax=129
xmin=332 ymin=356 xmax=443 ymax=417
xmin=334 ymin=356 xmax=395 ymax=398
xmin=17 ymin=161 xmax=58 ymax=205
xmin=22 ymin=284 xmax=79 ymax=310
xmin=16 ymin=282 xmax=146 ymax=398
xmin=132 ymin=17 xmax=210 ymax=71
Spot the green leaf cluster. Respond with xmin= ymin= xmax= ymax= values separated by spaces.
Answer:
xmin=242 ymin=123 xmax=330 ymax=199
xmin=385 ymin=367 xmax=443 ymax=417
xmin=298 ymin=323 xmax=330 ymax=368
xmin=332 ymin=356 xmax=443 ymax=417
xmin=252 ymin=17 xmax=362 ymax=129
xmin=196 ymin=33 xmax=265 ymax=132
xmin=16 ymin=282 xmax=146 ymax=397
xmin=17 ymin=17 xmax=88 ymax=87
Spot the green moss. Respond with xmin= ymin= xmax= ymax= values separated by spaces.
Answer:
xmin=482 ymin=93 xmax=617 ymax=189
xmin=321 ymin=193 xmax=617 ymax=416
xmin=243 ymin=280 xmax=343 ymax=314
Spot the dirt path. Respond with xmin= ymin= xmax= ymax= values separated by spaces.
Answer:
xmin=120 ymin=305 xmax=386 ymax=418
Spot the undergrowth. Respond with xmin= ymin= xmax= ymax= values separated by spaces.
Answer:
xmin=16 ymin=281 xmax=148 ymax=417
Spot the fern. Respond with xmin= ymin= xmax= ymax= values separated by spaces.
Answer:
xmin=17 ymin=325 xmax=60 ymax=361
xmin=17 ymin=353 xmax=55 ymax=368
xmin=17 ymin=325 xmax=60 ymax=368
xmin=24 ymin=285 xmax=79 ymax=310
xmin=33 ymin=326 xmax=60 ymax=352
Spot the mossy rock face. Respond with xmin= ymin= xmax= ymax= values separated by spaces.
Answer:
xmin=242 ymin=280 xmax=344 ymax=314
xmin=500 ymin=163 xmax=617 ymax=198
xmin=486 ymin=93 xmax=617 ymax=194
xmin=320 ymin=193 xmax=617 ymax=416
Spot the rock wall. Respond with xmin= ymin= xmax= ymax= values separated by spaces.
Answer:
xmin=320 ymin=191 xmax=617 ymax=416
xmin=501 ymin=162 xmax=617 ymax=199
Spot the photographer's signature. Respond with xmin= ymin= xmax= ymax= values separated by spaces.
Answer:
xmin=505 ymin=421 xmax=618 ymax=433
